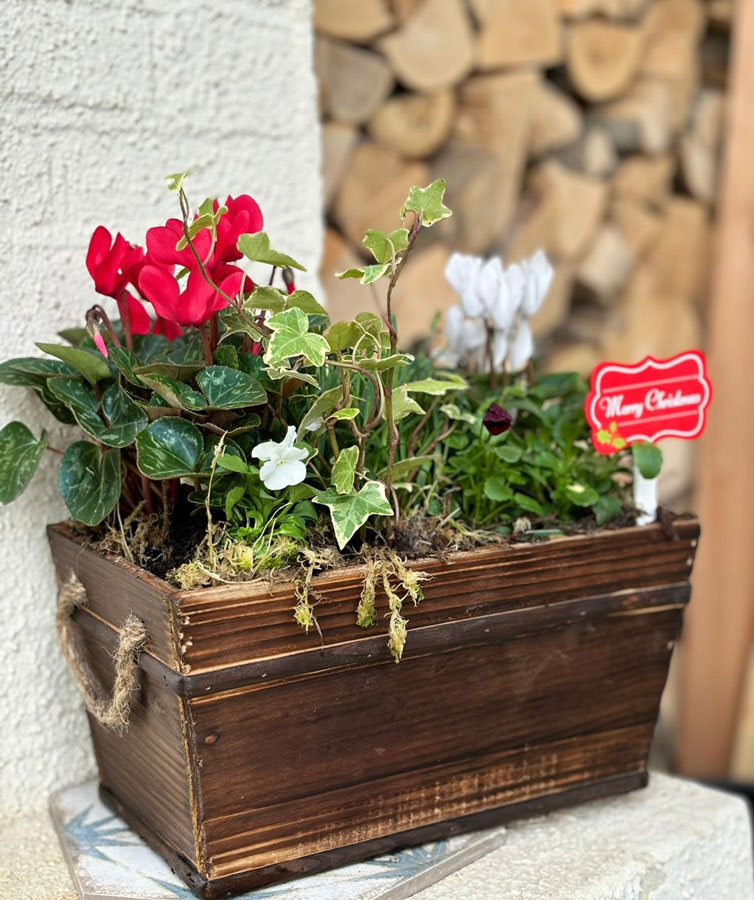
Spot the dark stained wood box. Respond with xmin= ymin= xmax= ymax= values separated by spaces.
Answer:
xmin=48 ymin=518 xmax=700 ymax=899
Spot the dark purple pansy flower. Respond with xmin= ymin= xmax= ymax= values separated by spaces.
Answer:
xmin=483 ymin=403 xmax=513 ymax=436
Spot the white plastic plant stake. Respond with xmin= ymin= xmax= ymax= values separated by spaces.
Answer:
xmin=633 ymin=460 xmax=658 ymax=526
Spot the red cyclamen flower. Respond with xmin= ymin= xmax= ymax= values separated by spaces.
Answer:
xmin=152 ymin=316 xmax=183 ymax=341
xmin=138 ymin=263 xmax=247 ymax=328
xmin=213 ymin=194 xmax=264 ymax=264
xmin=86 ymin=226 xmax=151 ymax=335
xmin=145 ymin=218 xmax=213 ymax=270
xmin=482 ymin=403 xmax=513 ymax=436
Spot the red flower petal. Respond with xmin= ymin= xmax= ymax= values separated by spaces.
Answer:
xmin=118 ymin=293 xmax=151 ymax=336
xmin=138 ymin=264 xmax=182 ymax=323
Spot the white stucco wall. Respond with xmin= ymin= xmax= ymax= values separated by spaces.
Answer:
xmin=0 ymin=0 xmax=322 ymax=817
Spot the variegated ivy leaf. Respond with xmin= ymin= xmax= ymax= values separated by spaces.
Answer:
xmin=245 ymin=286 xmax=287 ymax=313
xmin=331 ymin=445 xmax=359 ymax=495
xmin=196 ymin=366 xmax=267 ymax=409
xmin=262 ymin=366 xmax=319 ymax=387
xmin=362 ymin=228 xmax=409 ymax=265
xmin=325 ymin=321 xmax=363 ymax=352
xmin=219 ymin=308 xmax=265 ymax=344
xmin=59 ymin=441 xmax=120 ymax=526
xmin=0 ymin=422 xmax=48 ymax=504
xmin=335 ymin=263 xmax=391 ymax=285
xmin=404 ymin=373 xmax=468 ymax=395
xmin=286 ymin=290 xmax=328 ymax=317
xmin=401 ymin=179 xmax=452 ymax=227
xmin=392 ymin=386 xmax=424 ymax=422
xmin=299 ymin=385 xmax=344 ymax=431
xmin=441 ymin=403 xmax=475 ymax=424
xmin=237 ymin=232 xmax=306 ymax=271
xmin=165 ymin=171 xmax=190 ymax=192
xmin=379 ymin=455 xmax=435 ymax=482
xmin=264 ymin=308 xmax=329 ymax=369
xmin=314 ymin=481 xmax=393 ymax=549
xmin=361 ymin=353 xmax=413 ymax=371
xmin=329 ymin=408 xmax=360 ymax=421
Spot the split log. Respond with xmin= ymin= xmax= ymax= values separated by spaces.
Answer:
xmin=556 ymin=0 xmax=650 ymax=20
xmin=313 ymin=0 xmax=393 ymax=43
xmin=316 ymin=38 xmax=394 ymax=125
xmin=475 ymin=0 xmax=562 ymax=70
xmin=592 ymin=78 xmax=671 ymax=153
xmin=708 ymin=0 xmax=733 ymax=28
xmin=612 ymin=154 xmax=674 ymax=207
xmin=378 ymin=0 xmax=474 ymax=91
xmin=564 ymin=299 xmax=619 ymax=344
xmin=391 ymin=244 xmax=459 ymax=345
xmin=567 ymin=20 xmax=644 ymax=102
xmin=611 ymin=198 xmax=663 ymax=259
xmin=731 ymin=650 xmax=754 ymax=781
xmin=389 ymin=0 xmax=425 ymax=24
xmin=680 ymin=90 xmax=725 ymax=204
xmin=453 ymin=71 xmax=539 ymax=241
xmin=333 ymin=142 xmax=430 ymax=249
xmin=558 ymin=127 xmax=618 ymax=176
xmin=433 ymin=141 xmax=516 ymax=254
xmin=543 ymin=341 xmax=602 ymax=377
xmin=647 ymin=197 xmax=711 ymax=302
xmin=322 ymin=122 xmax=358 ymax=210
xmin=509 ymin=160 xmax=609 ymax=262
xmin=320 ymin=229 xmax=372 ymax=324
xmin=605 ymin=265 xmax=702 ymax=361
xmin=367 ymin=90 xmax=456 ymax=159
xmin=700 ymin=30 xmax=730 ymax=90
xmin=530 ymin=264 xmax=577 ymax=338
xmin=528 ymin=82 xmax=583 ymax=158
xmin=576 ymin=223 xmax=634 ymax=303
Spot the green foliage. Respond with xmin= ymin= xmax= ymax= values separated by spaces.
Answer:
xmin=314 ymin=481 xmax=394 ymax=550
xmin=59 ymin=442 xmax=121 ymax=525
xmin=0 ymin=422 xmax=47 ymax=503
xmin=36 ymin=343 xmax=111 ymax=385
xmin=237 ymin=232 xmax=306 ymax=271
xmin=264 ymin=308 xmax=330 ymax=369
xmin=401 ymin=179 xmax=451 ymax=226
xmin=632 ymin=442 xmax=663 ymax=479
xmin=136 ymin=418 xmax=204 ymax=479
xmin=332 ymin=445 xmax=359 ymax=494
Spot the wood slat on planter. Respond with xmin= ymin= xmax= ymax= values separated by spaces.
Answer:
xmin=48 ymin=518 xmax=699 ymax=899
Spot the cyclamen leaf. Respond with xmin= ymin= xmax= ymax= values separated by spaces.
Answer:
xmin=0 ymin=422 xmax=48 ymax=503
xmin=381 ymin=455 xmax=435 ymax=482
xmin=139 ymin=374 xmax=207 ymax=411
xmin=36 ymin=343 xmax=111 ymax=386
xmin=632 ymin=442 xmax=663 ymax=479
xmin=135 ymin=361 xmax=205 ymax=382
xmin=213 ymin=345 xmax=239 ymax=369
xmin=314 ymin=481 xmax=393 ymax=549
xmin=136 ymin=418 xmax=204 ymax=478
xmin=331 ymin=445 xmax=359 ymax=495
xmin=48 ymin=378 xmax=148 ymax=448
xmin=0 ymin=357 xmax=75 ymax=387
xmin=401 ymin=179 xmax=452 ymax=227
xmin=237 ymin=232 xmax=306 ymax=271
xmin=299 ymin=385 xmax=344 ymax=432
xmin=59 ymin=442 xmax=121 ymax=526
xmin=109 ymin=347 xmax=146 ymax=387
xmin=196 ymin=366 xmax=267 ymax=409
xmin=58 ymin=328 xmax=89 ymax=347
xmin=264 ymin=308 xmax=329 ymax=369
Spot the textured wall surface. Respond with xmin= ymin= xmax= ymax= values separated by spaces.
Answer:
xmin=0 ymin=0 xmax=321 ymax=817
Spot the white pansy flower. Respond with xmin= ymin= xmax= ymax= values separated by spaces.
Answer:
xmin=251 ymin=426 xmax=308 ymax=491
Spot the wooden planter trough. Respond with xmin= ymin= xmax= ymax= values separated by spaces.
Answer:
xmin=48 ymin=517 xmax=699 ymax=899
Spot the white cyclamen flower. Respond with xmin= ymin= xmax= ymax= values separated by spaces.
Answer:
xmin=445 ymin=304 xmax=486 ymax=359
xmin=478 ymin=257 xmax=519 ymax=332
xmin=520 ymin=249 xmax=554 ymax=317
xmin=444 ymin=253 xmax=484 ymax=318
xmin=251 ymin=426 xmax=308 ymax=491
xmin=506 ymin=319 xmax=534 ymax=372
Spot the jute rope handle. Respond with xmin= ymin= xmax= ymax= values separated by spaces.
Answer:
xmin=57 ymin=572 xmax=148 ymax=732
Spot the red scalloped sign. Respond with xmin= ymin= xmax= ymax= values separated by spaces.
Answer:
xmin=585 ymin=351 xmax=712 ymax=455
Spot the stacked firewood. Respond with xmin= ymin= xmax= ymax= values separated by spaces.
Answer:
xmin=316 ymin=0 xmax=730 ymax=377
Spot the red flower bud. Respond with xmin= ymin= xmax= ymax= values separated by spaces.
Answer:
xmin=483 ymin=403 xmax=513 ymax=435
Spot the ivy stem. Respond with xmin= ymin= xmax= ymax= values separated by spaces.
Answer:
xmin=383 ymin=212 xmax=422 ymax=505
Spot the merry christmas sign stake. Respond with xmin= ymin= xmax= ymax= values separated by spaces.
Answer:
xmin=585 ymin=351 xmax=712 ymax=524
